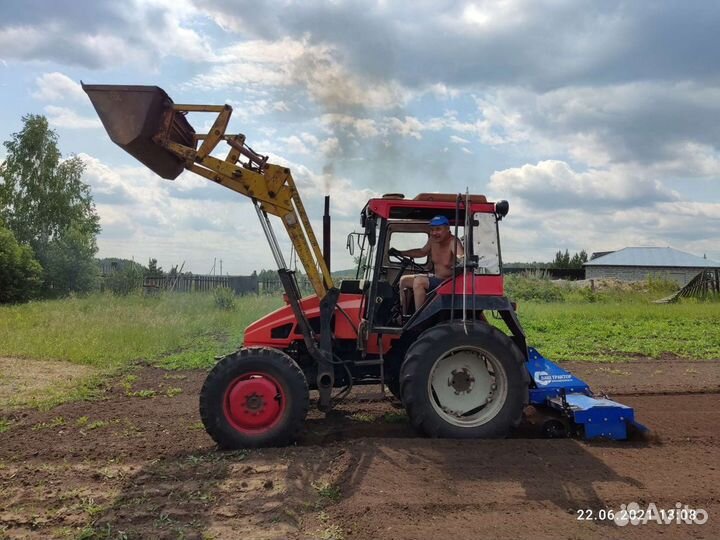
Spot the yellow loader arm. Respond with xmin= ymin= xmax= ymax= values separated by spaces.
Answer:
xmin=83 ymin=84 xmax=333 ymax=298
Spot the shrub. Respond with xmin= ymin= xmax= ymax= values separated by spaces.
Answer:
xmin=105 ymin=264 xmax=144 ymax=296
xmin=647 ymin=275 xmax=679 ymax=294
xmin=213 ymin=286 xmax=236 ymax=310
xmin=577 ymin=286 xmax=598 ymax=303
xmin=36 ymin=226 xmax=99 ymax=297
xmin=0 ymin=223 xmax=43 ymax=303
xmin=504 ymin=273 xmax=566 ymax=303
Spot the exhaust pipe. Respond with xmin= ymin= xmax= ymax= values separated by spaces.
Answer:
xmin=323 ymin=195 xmax=331 ymax=273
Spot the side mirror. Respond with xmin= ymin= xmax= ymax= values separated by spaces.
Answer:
xmin=346 ymin=233 xmax=355 ymax=255
xmin=366 ymin=216 xmax=377 ymax=246
xmin=495 ymin=200 xmax=509 ymax=220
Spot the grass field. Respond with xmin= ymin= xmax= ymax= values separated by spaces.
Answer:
xmin=1 ymin=288 xmax=719 ymax=369
xmin=0 ymin=286 xmax=718 ymax=409
xmin=514 ymin=301 xmax=720 ymax=360
xmin=0 ymin=293 xmax=283 ymax=370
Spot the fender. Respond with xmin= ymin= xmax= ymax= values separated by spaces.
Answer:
xmin=405 ymin=293 xmax=528 ymax=358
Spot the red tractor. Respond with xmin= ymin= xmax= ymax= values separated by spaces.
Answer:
xmin=85 ymin=84 xmax=644 ymax=448
xmin=201 ymin=192 xmax=529 ymax=448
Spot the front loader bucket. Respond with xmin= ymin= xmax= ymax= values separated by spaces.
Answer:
xmin=82 ymin=84 xmax=195 ymax=180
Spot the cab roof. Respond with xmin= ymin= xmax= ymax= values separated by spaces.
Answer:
xmin=367 ymin=193 xmax=497 ymax=221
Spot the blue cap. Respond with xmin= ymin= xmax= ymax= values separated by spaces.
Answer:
xmin=429 ymin=215 xmax=449 ymax=226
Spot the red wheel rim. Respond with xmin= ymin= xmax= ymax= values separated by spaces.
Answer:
xmin=223 ymin=372 xmax=285 ymax=433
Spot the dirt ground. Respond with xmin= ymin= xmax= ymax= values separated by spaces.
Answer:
xmin=1 ymin=356 xmax=718 ymax=539
xmin=0 ymin=358 xmax=96 ymax=410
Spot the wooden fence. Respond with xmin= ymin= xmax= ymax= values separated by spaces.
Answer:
xmin=144 ymin=274 xmax=259 ymax=295
xmin=258 ymin=278 xmax=314 ymax=295
xmin=655 ymin=269 xmax=720 ymax=303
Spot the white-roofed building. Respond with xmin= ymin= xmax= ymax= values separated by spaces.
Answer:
xmin=584 ymin=247 xmax=720 ymax=286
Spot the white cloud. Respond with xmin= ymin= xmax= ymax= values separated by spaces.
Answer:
xmin=81 ymin=152 xmax=280 ymax=272
xmin=278 ymin=133 xmax=340 ymax=157
xmin=450 ymin=135 xmax=470 ymax=144
xmin=483 ymin=158 xmax=718 ymax=261
xmin=203 ymin=75 xmax=720 ymax=191
xmin=33 ymin=72 xmax=86 ymax=102
xmin=317 ymin=137 xmax=340 ymax=157
xmin=45 ymin=106 xmax=101 ymax=129
xmin=489 ymin=160 xmax=679 ymax=209
xmin=80 ymin=154 xmax=139 ymax=205
xmin=225 ymin=97 xmax=294 ymax=120
xmin=463 ymin=83 xmax=720 ymax=171
xmin=0 ymin=25 xmax=43 ymax=59
xmin=140 ymin=1 xmax=214 ymax=61
xmin=79 ymin=151 xmax=378 ymax=272
xmin=648 ymin=142 xmax=720 ymax=178
xmin=0 ymin=24 xmax=143 ymax=68
xmin=470 ymin=95 xmax=530 ymax=145
xmin=425 ymin=83 xmax=460 ymax=100
xmin=461 ymin=0 xmax=526 ymax=29
xmin=281 ymin=135 xmax=310 ymax=155
xmin=387 ymin=117 xmax=425 ymax=140
xmin=0 ymin=0 xmax=213 ymax=69
xmin=497 ymin=195 xmax=720 ymax=263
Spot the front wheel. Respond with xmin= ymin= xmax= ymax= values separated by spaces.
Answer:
xmin=400 ymin=323 xmax=528 ymax=438
xmin=199 ymin=347 xmax=309 ymax=449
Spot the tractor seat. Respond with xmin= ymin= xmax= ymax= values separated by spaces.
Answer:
xmin=401 ymin=276 xmax=450 ymax=316
xmin=339 ymin=279 xmax=366 ymax=295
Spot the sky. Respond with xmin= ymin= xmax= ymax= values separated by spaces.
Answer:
xmin=1 ymin=0 xmax=719 ymax=274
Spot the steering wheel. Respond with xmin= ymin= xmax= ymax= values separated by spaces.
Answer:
xmin=389 ymin=250 xmax=426 ymax=288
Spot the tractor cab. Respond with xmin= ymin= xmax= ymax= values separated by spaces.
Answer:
xmin=345 ymin=193 xmax=508 ymax=331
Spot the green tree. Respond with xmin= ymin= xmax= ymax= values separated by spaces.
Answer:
xmin=569 ymin=250 xmax=588 ymax=269
xmin=0 ymin=115 xmax=100 ymax=296
xmin=0 ymin=221 xmax=43 ymax=303
xmin=39 ymin=226 xmax=99 ymax=296
xmin=256 ymin=268 xmax=279 ymax=293
xmin=553 ymin=249 xmax=588 ymax=269
xmin=553 ymin=249 xmax=571 ymax=268
xmin=147 ymin=258 xmax=164 ymax=277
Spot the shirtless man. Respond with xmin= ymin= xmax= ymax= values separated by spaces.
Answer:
xmin=391 ymin=215 xmax=464 ymax=315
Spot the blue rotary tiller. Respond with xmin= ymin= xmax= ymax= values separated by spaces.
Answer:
xmin=525 ymin=348 xmax=647 ymax=440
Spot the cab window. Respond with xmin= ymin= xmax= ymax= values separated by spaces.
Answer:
xmin=388 ymin=232 xmax=429 ymax=265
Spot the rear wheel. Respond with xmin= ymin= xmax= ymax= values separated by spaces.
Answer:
xmin=200 ymin=347 xmax=309 ymax=449
xmin=400 ymin=323 xmax=527 ymax=438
